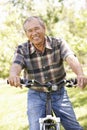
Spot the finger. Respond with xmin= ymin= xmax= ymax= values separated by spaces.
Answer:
xmin=19 ymin=84 xmax=23 ymax=89
xmin=15 ymin=77 xmax=21 ymax=86
xmin=16 ymin=77 xmax=22 ymax=88
xmin=9 ymin=79 xmax=15 ymax=86
xmin=84 ymin=78 xmax=87 ymax=84
xmin=77 ymin=76 xmax=84 ymax=88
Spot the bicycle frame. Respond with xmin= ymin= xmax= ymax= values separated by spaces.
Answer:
xmin=39 ymin=92 xmax=60 ymax=130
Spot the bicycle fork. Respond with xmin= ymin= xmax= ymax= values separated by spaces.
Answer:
xmin=39 ymin=92 xmax=60 ymax=130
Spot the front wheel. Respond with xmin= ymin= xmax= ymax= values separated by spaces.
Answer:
xmin=43 ymin=124 xmax=56 ymax=130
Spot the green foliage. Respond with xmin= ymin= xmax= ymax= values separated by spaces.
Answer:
xmin=0 ymin=0 xmax=87 ymax=78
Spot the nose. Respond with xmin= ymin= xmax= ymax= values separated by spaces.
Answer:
xmin=32 ymin=31 xmax=37 ymax=35
xmin=32 ymin=28 xmax=38 ymax=34
xmin=31 ymin=30 xmax=38 ymax=37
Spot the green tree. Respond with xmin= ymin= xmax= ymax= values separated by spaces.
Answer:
xmin=0 ymin=0 xmax=87 ymax=78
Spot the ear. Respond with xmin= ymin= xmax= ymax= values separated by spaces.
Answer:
xmin=44 ymin=24 xmax=46 ymax=30
xmin=25 ymin=31 xmax=29 ymax=38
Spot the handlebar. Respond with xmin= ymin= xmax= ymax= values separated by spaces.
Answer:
xmin=20 ymin=78 xmax=77 ymax=89
xmin=7 ymin=78 xmax=77 ymax=92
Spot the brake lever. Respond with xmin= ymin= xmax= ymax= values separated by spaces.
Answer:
xmin=66 ymin=79 xmax=77 ymax=88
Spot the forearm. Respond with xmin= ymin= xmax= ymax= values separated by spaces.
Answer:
xmin=10 ymin=63 xmax=22 ymax=76
xmin=8 ymin=63 xmax=22 ymax=87
xmin=66 ymin=55 xmax=84 ymax=76
xmin=66 ymin=55 xmax=87 ymax=89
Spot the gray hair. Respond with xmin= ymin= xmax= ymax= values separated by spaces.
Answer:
xmin=23 ymin=16 xmax=45 ymax=32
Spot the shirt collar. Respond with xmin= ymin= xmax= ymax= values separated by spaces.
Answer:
xmin=29 ymin=36 xmax=52 ymax=54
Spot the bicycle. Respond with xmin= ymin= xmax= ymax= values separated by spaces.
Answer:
xmin=19 ymin=78 xmax=77 ymax=130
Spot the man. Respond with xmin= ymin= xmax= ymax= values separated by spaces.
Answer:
xmin=8 ymin=16 xmax=87 ymax=130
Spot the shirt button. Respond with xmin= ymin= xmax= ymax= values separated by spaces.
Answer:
xmin=42 ymin=66 xmax=46 ymax=70
xmin=45 ymin=76 xmax=48 ymax=79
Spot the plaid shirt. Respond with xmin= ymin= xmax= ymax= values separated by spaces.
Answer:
xmin=13 ymin=36 xmax=74 ymax=84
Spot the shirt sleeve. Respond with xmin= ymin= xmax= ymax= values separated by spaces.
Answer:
xmin=13 ymin=45 xmax=25 ymax=69
xmin=60 ymin=39 xmax=75 ymax=60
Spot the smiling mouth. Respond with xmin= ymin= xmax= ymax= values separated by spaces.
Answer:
xmin=33 ymin=37 xmax=39 ymax=40
xmin=32 ymin=36 xmax=41 ymax=42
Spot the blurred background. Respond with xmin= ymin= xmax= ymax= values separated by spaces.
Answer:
xmin=0 ymin=0 xmax=87 ymax=130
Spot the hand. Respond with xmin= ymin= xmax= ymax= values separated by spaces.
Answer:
xmin=77 ymin=75 xmax=87 ymax=89
xmin=8 ymin=75 xmax=22 ymax=88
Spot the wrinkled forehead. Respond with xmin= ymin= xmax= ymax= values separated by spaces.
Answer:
xmin=23 ymin=17 xmax=45 ymax=31
xmin=26 ymin=18 xmax=41 ymax=27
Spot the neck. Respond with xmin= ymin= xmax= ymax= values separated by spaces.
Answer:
xmin=34 ymin=42 xmax=45 ymax=52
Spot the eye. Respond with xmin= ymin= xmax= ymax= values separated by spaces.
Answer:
xmin=27 ymin=29 xmax=32 ymax=33
xmin=26 ymin=27 xmax=40 ymax=33
xmin=35 ymin=27 xmax=40 ymax=31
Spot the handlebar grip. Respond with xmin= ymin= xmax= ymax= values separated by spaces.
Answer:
xmin=20 ymin=79 xmax=25 ymax=84
xmin=71 ymin=78 xmax=77 ymax=85
xmin=7 ymin=80 xmax=9 ymax=84
xmin=7 ymin=79 xmax=26 ymax=84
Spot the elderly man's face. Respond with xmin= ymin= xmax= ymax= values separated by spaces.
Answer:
xmin=25 ymin=19 xmax=45 ymax=46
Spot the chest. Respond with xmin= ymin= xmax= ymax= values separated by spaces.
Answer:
xmin=29 ymin=48 xmax=62 ymax=69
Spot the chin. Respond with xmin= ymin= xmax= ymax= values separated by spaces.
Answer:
xmin=34 ymin=40 xmax=42 ymax=44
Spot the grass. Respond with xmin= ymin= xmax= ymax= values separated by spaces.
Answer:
xmin=0 ymin=80 xmax=29 ymax=130
xmin=67 ymin=87 xmax=87 ymax=130
xmin=0 ymin=79 xmax=87 ymax=130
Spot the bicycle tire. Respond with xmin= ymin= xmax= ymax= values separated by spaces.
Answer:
xmin=42 ymin=123 xmax=56 ymax=130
